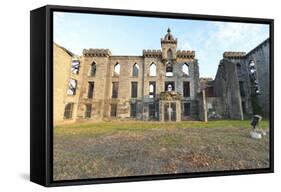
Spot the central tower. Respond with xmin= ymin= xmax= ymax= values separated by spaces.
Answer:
xmin=161 ymin=28 xmax=177 ymax=64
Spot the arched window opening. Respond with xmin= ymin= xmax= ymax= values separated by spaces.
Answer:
xmin=248 ymin=60 xmax=260 ymax=95
xmin=114 ymin=63 xmax=120 ymax=76
xmin=182 ymin=63 xmax=189 ymax=75
xmin=89 ymin=62 xmax=96 ymax=76
xmin=64 ymin=103 xmax=74 ymax=119
xmin=166 ymin=62 xmax=173 ymax=76
xmin=149 ymin=63 xmax=156 ymax=76
xmin=149 ymin=82 xmax=156 ymax=98
xmin=167 ymin=49 xmax=173 ymax=61
xmin=236 ymin=63 xmax=242 ymax=76
xmin=249 ymin=60 xmax=257 ymax=77
xmin=133 ymin=63 xmax=139 ymax=77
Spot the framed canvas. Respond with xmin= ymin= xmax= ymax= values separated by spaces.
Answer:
xmin=30 ymin=5 xmax=274 ymax=187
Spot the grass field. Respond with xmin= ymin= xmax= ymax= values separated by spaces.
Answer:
xmin=53 ymin=120 xmax=270 ymax=181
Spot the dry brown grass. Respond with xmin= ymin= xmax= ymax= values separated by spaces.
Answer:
xmin=53 ymin=120 xmax=270 ymax=181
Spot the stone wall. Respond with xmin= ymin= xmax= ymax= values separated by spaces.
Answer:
xmin=245 ymin=39 xmax=270 ymax=117
xmin=212 ymin=38 xmax=270 ymax=119
xmin=214 ymin=59 xmax=244 ymax=119
xmin=53 ymin=43 xmax=78 ymax=125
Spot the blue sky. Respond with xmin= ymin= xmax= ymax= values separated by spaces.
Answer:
xmin=54 ymin=12 xmax=269 ymax=78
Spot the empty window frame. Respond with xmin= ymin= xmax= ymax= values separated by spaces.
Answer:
xmin=149 ymin=63 xmax=156 ymax=76
xmin=183 ymin=81 xmax=190 ymax=97
xmin=166 ymin=62 xmax=173 ymax=76
xmin=67 ymin=79 xmax=77 ymax=95
xmin=114 ymin=63 xmax=120 ymax=76
xmin=130 ymin=103 xmax=137 ymax=118
xmin=167 ymin=49 xmax=173 ymax=60
xmin=239 ymin=81 xmax=245 ymax=97
xmin=149 ymin=81 xmax=156 ymax=98
xmin=111 ymin=104 xmax=117 ymax=117
xmin=89 ymin=62 xmax=96 ymax=76
xmin=112 ymin=82 xmax=119 ymax=98
xmin=149 ymin=103 xmax=156 ymax=119
xmin=131 ymin=82 xmax=138 ymax=98
xmin=242 ymin=101 xmax=246 ymax=113
xmin=183 ymin=103 xmax=191 ymax=116
xmin=88 ymin=82 xmax=94 ymax=98
xmin=85 ymin=104 xmax=92 ymax=118
xmin=133 ymin=63 xmax=139 ymax=77
xmin=165 ymin=81 xmax=175 ymax=92
xmin=182 ymin=63 xmax=189 ymax=75
xmin=236 ymin=63 xmax=242 ymax=76
xmin=71 ymin=59 xmax=80 ymax=74
xmin=249 ymin=60 xmax=257 ymax=79
xmin=64 ymin=103 xmax=74 ymax=119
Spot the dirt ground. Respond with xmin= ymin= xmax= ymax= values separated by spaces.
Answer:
xmin=53 ymin=121 xmax=270 ymax=181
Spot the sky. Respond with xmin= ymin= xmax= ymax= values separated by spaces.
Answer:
xmin=53 ymin=12 xmax=269 ymax=78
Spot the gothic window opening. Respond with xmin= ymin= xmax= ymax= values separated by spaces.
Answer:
xmin=166 ymin=62 xmax=173 ymax=76
xmin=249 ymin=60 xmax=257 ymax=78
xmin=85 ymin=104 xmax=92 ymax=118
xmin=71 ymin=59 xmax=80 ymax=74
xmin=88 ymin=82 xmax=94 ymax=98
xmin=248 ymin=60 xmax=260 ymax=94
xmin=183 ymin=81 xmax=190 ymax=97
xmin=149 ymin=63 xmax=156 ymax=76
xmin=182 ymin=63 xmax=189 ymax=75
xmin=167 ymin=49 xmax=173 ymax=60
xmin=149 ymin=81 xmax=156 ymax=98
xmin=165 ymin=81 xmax=175 ymax=92
xmin=64 ymin=103 xmax=74 ymax=119
xmin=131 ymin=82 xmax=138 ymax=98
xmin=237 ymin=63 xmax=242 ymax=76
xmin=111 ymin=104 xmax=117 ymax=117
xmin=133 ymin=63 xmax=139 ymax=77
xmin=114 ymin=63 xmax=120 ymax=76
xmin=130 ymin=103 xmax=137 ymax=118
xmin=67 ymin=79 xmax=77 ymax=95
xmin=112 ymin=82 xmax=119 ymax=98
xmin=89 ymin=62 xmax=96 ymax=76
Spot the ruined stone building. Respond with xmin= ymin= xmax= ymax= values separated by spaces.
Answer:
xmin=204 ymin=38 xmax=270 ymax=120
xmin=53 ymin=29 xmax=270 ymax=125
xmin=54 ymin=29 xmax=200 ymax=125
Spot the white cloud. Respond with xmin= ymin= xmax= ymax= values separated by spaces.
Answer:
xmin=206 ymin=22 xmax=269 ymax=51
xmin=178 ymin=21 xmax=269 ymax=77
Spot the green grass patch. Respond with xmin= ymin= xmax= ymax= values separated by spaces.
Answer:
xmin=54 ymin=120 xmax=269 ymax=135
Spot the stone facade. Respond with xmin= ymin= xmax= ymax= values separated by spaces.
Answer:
xmin=53 ymin=43 xmax=78 ymax=124
xmin=54 ymin=29 xmax=270 ymax=125
xmin=54 ymin=29 xmax=200 ymax=125
xmin=207 ymin=38 xmax=270 ymax=119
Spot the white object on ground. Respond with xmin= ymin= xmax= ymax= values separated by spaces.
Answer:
xmin=250 ymin=131 xmax=262 ymax=139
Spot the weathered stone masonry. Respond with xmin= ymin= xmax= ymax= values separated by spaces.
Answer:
xmin=53 ymin=29 xmax=270 ymax=125
xmin=54 ymin=29 xmax=200 ymax=125
xmin=209 ymin=38 xmax=270 ymax=119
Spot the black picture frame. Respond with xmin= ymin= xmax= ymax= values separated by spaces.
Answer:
xmin=30 ymin=4 xmax=274 ymax=187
